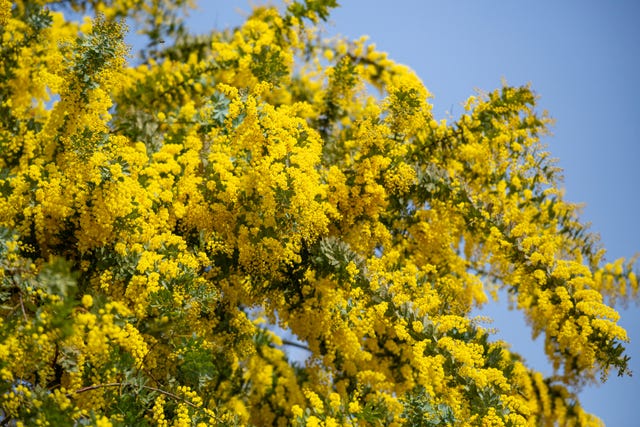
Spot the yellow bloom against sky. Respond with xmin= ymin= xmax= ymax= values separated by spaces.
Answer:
xmin=183 ymin=2 xmax=640 ymax=425
xmin=0 ymin=1 xmax=638 ymax=426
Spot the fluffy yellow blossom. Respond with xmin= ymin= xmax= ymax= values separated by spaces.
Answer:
xmin=0 ymin=0 xmax=10 ymax=26
xmin=81 ymin=294 xmax=94 ymax=308
xmin=0 ymin=1 xmax=633 ymax=426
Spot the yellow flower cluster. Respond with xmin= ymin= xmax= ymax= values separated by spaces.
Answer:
xmin=0 ymin=0 xmax=10 ymax=26
xmin=0 ymin=1 xmax=635 ymax=426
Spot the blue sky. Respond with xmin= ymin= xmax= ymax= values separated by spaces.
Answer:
xmin=183 ymin=1 xmax=640 ymax=424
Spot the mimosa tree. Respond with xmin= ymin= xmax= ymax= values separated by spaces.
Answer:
xmin=0 ymin=1 xmax=637 ymax=425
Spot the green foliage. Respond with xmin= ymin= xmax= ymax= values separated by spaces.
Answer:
xmin=401 ymin=386 xmax=456 ymax=427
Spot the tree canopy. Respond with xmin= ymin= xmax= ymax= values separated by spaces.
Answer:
xmin=0 ymin=1 xmax=638 ymax=426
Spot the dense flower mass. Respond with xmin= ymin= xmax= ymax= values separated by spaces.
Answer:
xmin=0 ymin=1 xmax=638 ymax=426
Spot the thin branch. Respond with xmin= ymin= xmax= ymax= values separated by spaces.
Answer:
xmin=140 ymin=385 xmax=199 ymax=409
xmin=68 ymin=382 xmax=199 ymax=409
xmin=19 ymin=293 xmax=28 ymax=322
xmin=70 ymin=382 xmax=122 ymax=395
xmin=281 ymin=339 xmax=311 ymax=352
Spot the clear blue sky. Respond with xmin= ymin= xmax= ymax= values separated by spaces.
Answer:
xmin=182 ymin=1 xmax=640 ymax=425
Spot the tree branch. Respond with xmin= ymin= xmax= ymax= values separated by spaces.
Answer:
xmin=281 ymin=339 xmax=311 ymax=352
xmin=68 ymin=382 xmax=199 ymax=409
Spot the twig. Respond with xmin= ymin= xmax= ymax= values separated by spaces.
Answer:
xmin=281 ymin=339 xmax=311 ymax=352
xmin=70 ymin=382 xmax=122 ymax=395
xmin=19 ymin=293 xmax=28 ymax=322
xmin=68 ymin=382 xmax=199 ymax=409
xmin=139 ymin=385 xmax=199 ymax=409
